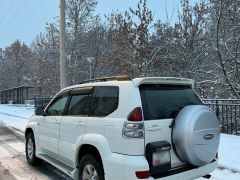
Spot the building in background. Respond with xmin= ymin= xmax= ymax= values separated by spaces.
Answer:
xmin=0 ymin=86 xmax=40 ymax=105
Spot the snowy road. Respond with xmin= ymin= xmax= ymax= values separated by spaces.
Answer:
xmin=0 ymin=121 xmax=71 ymax=180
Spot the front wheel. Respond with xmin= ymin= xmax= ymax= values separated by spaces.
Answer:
xmin=25 ymin=132 xmax=38 ymax=165
xmin=79 ymin=155 xmax=104 ymax=180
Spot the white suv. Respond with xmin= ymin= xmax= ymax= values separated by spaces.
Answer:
xmin=25 ymin=77 xmax=220 ymax=180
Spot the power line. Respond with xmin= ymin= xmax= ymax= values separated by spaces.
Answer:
xmin=0 ymin=1 xmax=2 ymax=15
xmin=0 ymin=0 xmax=42 ymax=46
xmin=0 ymin=0 xmax=16 ymax=47
xmin=1 ymin=0 xmax=29 ymax=31
xmin=0 ymin=0 xmax=15 ymax=21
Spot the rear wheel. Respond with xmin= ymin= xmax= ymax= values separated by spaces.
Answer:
xmin=79 ymin=155 xmax=104 ymax=180
xmin=26 ymin=132 xmax=38 ymax=165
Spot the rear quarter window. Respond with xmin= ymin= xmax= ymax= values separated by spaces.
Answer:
xmin=139 ymin=84 xmax=203 ymax=120
xmin=89 ymin=86 xmax=119 ymax=117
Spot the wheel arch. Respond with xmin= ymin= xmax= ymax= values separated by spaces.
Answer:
xmin=75 ymin=134 xmax=113 ymax=175
xmin=25 ymin=122 xmax=39 ymax=155
xmin=25 ymin=121 xmax=39 ymax=138
xmin=25 ymin=127 xmax=34 ymax=138
xmin=77 ymin=144 xmax=104 ymax=173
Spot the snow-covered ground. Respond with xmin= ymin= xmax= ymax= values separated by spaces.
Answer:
xmin=0 ymin=104 xmax=34 ymax=132
xmin=218 ymin=134 xmax=240 ymax=172
xmin=0 ymin=104 xmax=239 ymax=179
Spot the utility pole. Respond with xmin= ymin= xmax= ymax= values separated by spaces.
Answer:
xmin=87 ymin=57 xmax=94 ymax=79
xmin=60 ymin=0 xmax=67 ymax=89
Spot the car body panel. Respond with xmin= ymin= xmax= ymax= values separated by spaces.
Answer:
xmin=59 ymin=116 xmax=87 ymax=166
xmin=38 ymin=116 xmax=61 ymax=154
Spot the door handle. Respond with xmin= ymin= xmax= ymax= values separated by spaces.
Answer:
xmin=54 ymin=120 xmax=60 ymax=124
xmin=147 ymin=125 xmax=162 ymax=131
xmin=76 ymin=121 xmax=84 ymax=126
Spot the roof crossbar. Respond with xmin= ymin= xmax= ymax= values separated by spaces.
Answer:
xmin=79 ymin=75 xmax=129 ymax=84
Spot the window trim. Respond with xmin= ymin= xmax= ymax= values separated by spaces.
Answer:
xmin=48 ymin=86 xmax=120 ymax=117
xmin=70 ymin=87 xmax=94 ymax=95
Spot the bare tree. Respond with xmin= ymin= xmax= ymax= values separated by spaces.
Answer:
xmin=210 ymin=0 xmax=240 ymax=98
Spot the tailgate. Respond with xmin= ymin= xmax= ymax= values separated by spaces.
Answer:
xmin=139 ymin=83 xmax=203 ymax=172
xmin=144 ymin=118 xmax=183 ymax=168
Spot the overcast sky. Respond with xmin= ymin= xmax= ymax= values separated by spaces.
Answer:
xmin=0 ymin=0 xmax=193 ymax=48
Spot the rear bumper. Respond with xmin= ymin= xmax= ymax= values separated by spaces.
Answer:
xmin=153 ymin=160 xmax=218 ymax=180
xmin=104 ymin=153 xmax=218 ymax=180
xmin=104 ymin=153 xmax=149 ymax=180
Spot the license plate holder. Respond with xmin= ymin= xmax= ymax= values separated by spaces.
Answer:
xmin=152 ymin=150 xmax=170 ymax=166
xmin=146 ymin=141 xmax=171 ymax=175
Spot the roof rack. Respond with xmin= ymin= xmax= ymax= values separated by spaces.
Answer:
xmin=79 ymin=75 xmax=129 ymax=84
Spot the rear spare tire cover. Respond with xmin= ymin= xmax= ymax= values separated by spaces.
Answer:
xmin=172 ymin=105 xmax=220 ymax=166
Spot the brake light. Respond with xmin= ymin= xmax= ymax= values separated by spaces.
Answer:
xmin=123 ymin=107 xmax=144 ymax=138
xmin=135 ymin=171 xmax=150 ymax=179
xmin=128 ymin=107 xmax=143 ymax=121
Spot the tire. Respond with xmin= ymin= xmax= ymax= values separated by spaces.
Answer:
xmin=172 ymin=105 xmax=220 ymax=166
xmin=79 ymin=155 xmax=104 ymax=180
xmin=25 ymin=132 xmax=38 ymax=165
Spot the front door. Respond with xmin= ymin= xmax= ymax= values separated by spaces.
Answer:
xmin=38 ymin=93 xmax=69 ymax=154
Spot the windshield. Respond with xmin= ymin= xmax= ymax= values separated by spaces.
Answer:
xmin=139 ymin=84 xmax=203 ymax=120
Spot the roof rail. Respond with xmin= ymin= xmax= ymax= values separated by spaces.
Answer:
xmin=79 ymin=75 xmax=129 ymax=84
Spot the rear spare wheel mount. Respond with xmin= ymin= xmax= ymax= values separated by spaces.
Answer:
xmin=172 ymin=105 xmax=220 ymax=166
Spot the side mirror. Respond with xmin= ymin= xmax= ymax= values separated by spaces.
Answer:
xmin=35 ymin=107 xmax=44 ymax=116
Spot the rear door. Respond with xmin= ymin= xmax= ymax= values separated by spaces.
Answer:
xmin=58 ymin=87 xmax=93 ymax=165
xmin=139 ymin=84 xmax=203 ymax=168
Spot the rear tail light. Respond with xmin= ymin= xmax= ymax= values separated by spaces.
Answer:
xmin=135 ymin=171 xmax=150 ymax=179
xmin=128 ymin=107 xmax=143 ymax=121
xmin=122 ymin=107 xmax=144 ymax=138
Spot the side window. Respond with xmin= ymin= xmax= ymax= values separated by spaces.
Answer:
xmin=46 ymin=95 xmax=68 ymax=116
xmin=67 ymin=94 xmax=90 ymax=116
xmin=90 ymin=86 xmax=119 ymax=117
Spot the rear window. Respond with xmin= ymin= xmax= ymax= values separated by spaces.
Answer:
xmin=139 ymin=84 xmax=202 ymax=120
